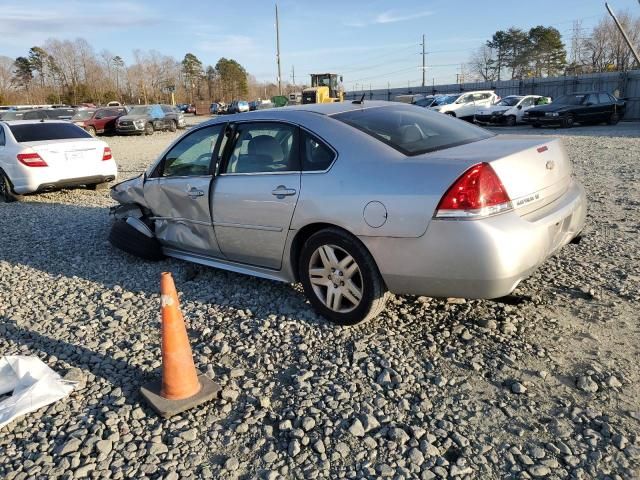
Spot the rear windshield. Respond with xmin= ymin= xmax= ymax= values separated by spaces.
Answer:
xmin=9 ymin=123 xmax=92 ymax=142
xmin=333 ymin=105 xmax=493 ymax=156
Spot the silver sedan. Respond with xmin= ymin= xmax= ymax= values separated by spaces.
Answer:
xmin=109 ymin=101 xmax=586 ymax=325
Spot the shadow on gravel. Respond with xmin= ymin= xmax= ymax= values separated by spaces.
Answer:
xmin=0 ymin=317 xmax=151 ymax=405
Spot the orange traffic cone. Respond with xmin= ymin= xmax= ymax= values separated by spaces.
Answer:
xmin=140 ymin=272 xmax=220 ymax=417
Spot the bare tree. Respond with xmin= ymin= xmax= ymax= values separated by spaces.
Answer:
xmin=467 ymin=45 xmax=497 ymax=81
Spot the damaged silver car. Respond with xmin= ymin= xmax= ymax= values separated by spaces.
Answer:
xmin=110 ymin=101 xmax=586 ymax=325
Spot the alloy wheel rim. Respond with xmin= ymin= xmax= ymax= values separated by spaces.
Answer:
xmin=308 ymin=244 xmax=363 ymax=313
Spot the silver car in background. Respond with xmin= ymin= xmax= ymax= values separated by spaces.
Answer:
xmin=109 ymin=101 xmax=586 ymax=325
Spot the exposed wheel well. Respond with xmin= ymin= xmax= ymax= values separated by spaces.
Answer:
xmin=289 ymin=223 xmax=376 ymax=283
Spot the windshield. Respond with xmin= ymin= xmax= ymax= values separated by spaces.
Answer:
xmin=9 ymin=123 xmax=92 ymax=142
xmin=333 ymin=105 xmax=493 ymax=156
xmin=0 ymin=111 xmax=22 ymax=120
xmin=433 ymin=95 xmax=460 ymax=106
xmin=496 ymin=97 xmax=521 ymax=107
xmin=129 ymin=106 xmax=151 ymax=115
xmin=554 ymin=94 xmax=587 ymax=105
xmin=72 ymin=110 xmax=95 ymax=121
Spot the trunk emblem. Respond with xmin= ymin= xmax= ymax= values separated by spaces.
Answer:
xmin=546 ymin=160 xmax=555 ymax=170
xmin=537 ymin=146 xmax=548 ymax=153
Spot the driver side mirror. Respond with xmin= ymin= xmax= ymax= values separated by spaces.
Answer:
xmin=517 ymin=105 xmax=522 ymax=110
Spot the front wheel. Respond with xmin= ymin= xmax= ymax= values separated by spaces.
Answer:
xmin=607 ymin=112 xmax=620 ymax=125
xmin=144 ymin=122 xmax=154 ymax=136
xmin=561 ymin=114 xmax=574 ymax=128
xmin=299 ymin=228 xmax=387 ymax=325
xmin=86 ymin=126 xmax=97 ymax=137
xmin=505 ymin=115 xmax=517 ymax=127
xmin=169 ymin=120 xmax=177 ymax=132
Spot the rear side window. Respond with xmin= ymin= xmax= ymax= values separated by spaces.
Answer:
xmin=301 ymin=131 xmax=335 ymax=171
xmin=0 ymin=125 xmax=5 ymax=146
xmin=598 ymin=93 xmax=612 ymax=104
xmin=333 ymin=105 xmax=493 ymax=156
xmin=9 ymin=123 xmax=91 ymax=143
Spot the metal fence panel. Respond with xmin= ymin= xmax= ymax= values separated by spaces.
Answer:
xmin=346 ymin=69 xmax=640 ymax=120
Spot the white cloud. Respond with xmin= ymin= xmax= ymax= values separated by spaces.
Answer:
xmin=344 ymin=9 xmax=433 ymax=27
xmin=375 ymin=10 xmax=433 ymax=24
xmin=0 ymin=2 xmax=159 ymax=36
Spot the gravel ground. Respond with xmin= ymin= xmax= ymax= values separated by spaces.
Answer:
xmin=1 ymin=117 xmax=639 ymax=480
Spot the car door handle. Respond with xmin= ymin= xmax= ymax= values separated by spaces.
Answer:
xmin=271 ymin=185 xmax=297 ymax=198
xmin=187 ymin=187 xmax=204 ymax=198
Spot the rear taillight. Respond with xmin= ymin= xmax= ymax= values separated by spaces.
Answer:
xmin=435 ymin=162 xmax=512 ymax=218
xmin=102 ymin=147 xmax=112 ymax=161
xmin=17 ymin=152 xmax=47 ymax=167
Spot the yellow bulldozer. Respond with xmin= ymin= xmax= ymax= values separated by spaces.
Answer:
xmin=302 ymin=73 xmax=344 ymax=104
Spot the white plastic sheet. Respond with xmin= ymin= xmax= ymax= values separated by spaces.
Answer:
xmin=0 ymin=356 xmax=75 ymax=429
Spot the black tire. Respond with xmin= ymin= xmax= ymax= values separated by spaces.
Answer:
xmin=561 ymin=114 xmax=574 ymax=128
xmin=0 ymin=171 xmax=21 ymax=203
xmin=532 ymin=123 xmax=541 ymax=128
xmin=607 ymin=112 xmax=620 ymax=125
xmin=169 ymin=120 xmax=177 ymax=132
xmin=108 ymin=219 xmax=164 ymax=261
xmin=506 ymin=115 xmax=517 ymax=127
xmin=298 ymin=228 xmax=387 ymax=325
xmin=144 ymin=122 xmax=154 ymax=136
xmin=445 ymin=111 xmax=456 ymax=117
xmin=86 ymin=126 xmax=97 ymax=137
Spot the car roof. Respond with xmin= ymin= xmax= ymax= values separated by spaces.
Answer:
xmin=0 ymin=119 xmax=72 ymax=125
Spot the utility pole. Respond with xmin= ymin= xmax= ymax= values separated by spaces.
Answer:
xmin=275 ymin=4 xmax=282 ymax=95
xmin=291 ymin=65 xmax=295 ymax=88
xmin=420 ymin=34 xmax=426 ymax=88
xmin=605 ymin=2 xmax=640 ymax=68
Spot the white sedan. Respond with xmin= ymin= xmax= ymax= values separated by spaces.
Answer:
xmin=0 ymin=120 xmax=117 ymax=202
xmin=475 ymin=95 xmax=551 ymax=126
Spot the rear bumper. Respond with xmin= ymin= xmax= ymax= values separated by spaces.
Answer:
xmin=360 ymin=178 xmax=587 ymax=298
xmin=13 ymin=161 xmax=118 ymax=194
xmin=33 ymin=175 xmax=116 ymax=192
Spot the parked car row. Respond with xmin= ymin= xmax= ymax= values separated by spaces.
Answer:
xmin=409 ymin=90 xmax=626 ymax=128
xmin=0 ymin=104 xmax=187 ymax=137
xmin=209 ymin=99 xmax=274 ymax=115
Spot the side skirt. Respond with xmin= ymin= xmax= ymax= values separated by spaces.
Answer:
xmin=163 ymin=247 xmax=292 ymax=283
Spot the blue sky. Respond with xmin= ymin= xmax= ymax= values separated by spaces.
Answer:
xmin=1 ymin=0 xmax=639 ymax=89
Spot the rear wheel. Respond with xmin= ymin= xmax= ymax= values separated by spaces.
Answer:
xmin=561 ymin=114 xmax=574 ymax=128
xmin=299 ymin=228 xmax=387 ymax=325
xmin=505 ymin=115 xmax=517 ymax=127
xmin=108 ymin=219 xmax=164 ymax=260
xmin=0 ymin=171 xmax=21 ymax=203
xmin=607 ymin=112 xmax=620 ymax=125
xmin=145 ymin=122 xmax=154 ymax=136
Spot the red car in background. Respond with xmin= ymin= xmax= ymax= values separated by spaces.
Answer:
xmin=72 ymin=107 xmax=127 ymax=136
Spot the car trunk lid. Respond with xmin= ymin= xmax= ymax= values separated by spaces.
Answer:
xmin=425 ymin=135 xmax=572 ymax=216
xmin=22 ymin=139 xmax=106 ymax=175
